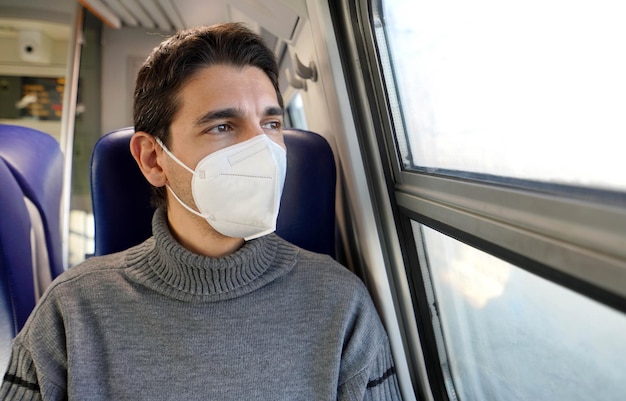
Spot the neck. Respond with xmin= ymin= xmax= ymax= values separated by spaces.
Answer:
xmin=166 ymin=203 xmax=244 ymax=258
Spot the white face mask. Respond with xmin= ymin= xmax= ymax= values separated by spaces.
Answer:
xmin=156 ymin=135 xmax=287 ymax=241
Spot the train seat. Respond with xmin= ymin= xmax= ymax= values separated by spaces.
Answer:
xmin=0 ymin=124 xmax=63 ymax=370
xmin=0 ymin=125 xmax=64 ymax=280
xmin=90 ymin=127 xmax=337 ymax=257
xmin=0 ymin=158 xmax=37 ymax=370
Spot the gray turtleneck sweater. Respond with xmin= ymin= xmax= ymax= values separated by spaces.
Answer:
xmin=1 ymin=208 xmax=402 ymax=400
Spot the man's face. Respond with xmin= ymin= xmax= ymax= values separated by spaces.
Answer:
xmin=160 ymin=64 xmax=285 ymax=212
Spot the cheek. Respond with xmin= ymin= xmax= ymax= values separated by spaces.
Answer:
xmin=268 ymin=133 xmax=286 ymax=150
xmin=164 ymin=158 xmax=193 ymax=195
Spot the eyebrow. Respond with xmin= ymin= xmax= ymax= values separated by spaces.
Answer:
xmin=194 ymin=106 xmax=284 ymax=127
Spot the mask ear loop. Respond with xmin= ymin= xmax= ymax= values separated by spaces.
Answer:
xmin=154 ymin=137 xmax=211 ymax=220
xmin=155 ymin=137 xmax=196 ymax=175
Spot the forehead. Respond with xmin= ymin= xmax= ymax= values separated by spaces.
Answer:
xmin=178 ymin=64 xmax=278 ymax=107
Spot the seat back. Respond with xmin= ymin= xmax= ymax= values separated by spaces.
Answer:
xmin=0 ymin=157 xmax=36 ymax=337
xmin=0 ymin=158 xmax=35 ymax=369
xmin=0 ymin=125 xmax=64 ymax=279
xmin=0 ymin=124 xmax=63 ymax=370
xmin=90 ymin=127 xmax=337 ymax=257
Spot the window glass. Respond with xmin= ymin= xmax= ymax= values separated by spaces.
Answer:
xmin=414 ymin=222 xmax=626 ymax=401
xmin=68 ymin=209 xmax=94 ymax=266
xmin=285 ymin=93 xmax=308 ymax=130
xmin=378 ymin=0 xmax=626 ymax=192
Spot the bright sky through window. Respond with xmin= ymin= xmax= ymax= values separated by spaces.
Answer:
xmin=383 ymin=0 xmax=626 ymax=191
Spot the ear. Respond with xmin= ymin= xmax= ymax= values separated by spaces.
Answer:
xmin=130 ymin=132 xmax=167 ymax=187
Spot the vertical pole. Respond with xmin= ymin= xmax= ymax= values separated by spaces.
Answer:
xmin=59 ymin=5 xmax=84 ymax=270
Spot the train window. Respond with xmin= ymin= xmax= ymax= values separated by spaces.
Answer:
xmin=414 ymin=222 xmax=626 ymax=401
xmin=377 ymin=0 xmax=626 ymax=192
xmin=285 ymin=92 xmax=308 ymax=129
xmin=349 ymin=0 xmax=626 ymax=399
xmin=69 ymin=209 xmax=94 ymax=266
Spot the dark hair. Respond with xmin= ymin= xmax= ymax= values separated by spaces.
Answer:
xmin=133 ymin=22 xmax=283 ymax=207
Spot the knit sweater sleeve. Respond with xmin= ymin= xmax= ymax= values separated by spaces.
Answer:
xmin=336 ymin=282 xmax=403 ymax=401
xmin=338 ymin=341 xmax=402 ymax=400
xmin=1 ymin=288 xmax=68 ymax=400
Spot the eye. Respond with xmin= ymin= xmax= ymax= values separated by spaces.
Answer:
xmin=207 ymin=124 xmax=233 ymax=134
xmin=262 ymin=120 xmax=282 ymax=131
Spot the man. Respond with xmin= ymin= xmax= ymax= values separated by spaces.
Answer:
xmin=1 ymin=23 xmax=402 ymax=400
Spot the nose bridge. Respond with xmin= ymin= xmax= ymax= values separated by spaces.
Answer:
xmin=241 ymin=119 xmax=265 ymax=141
xmin=228 ymin=136 xmax=268 ymax=166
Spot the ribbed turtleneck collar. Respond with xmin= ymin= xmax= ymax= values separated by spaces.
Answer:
xmin=124 ymin=208 xmax=299 ymax=302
